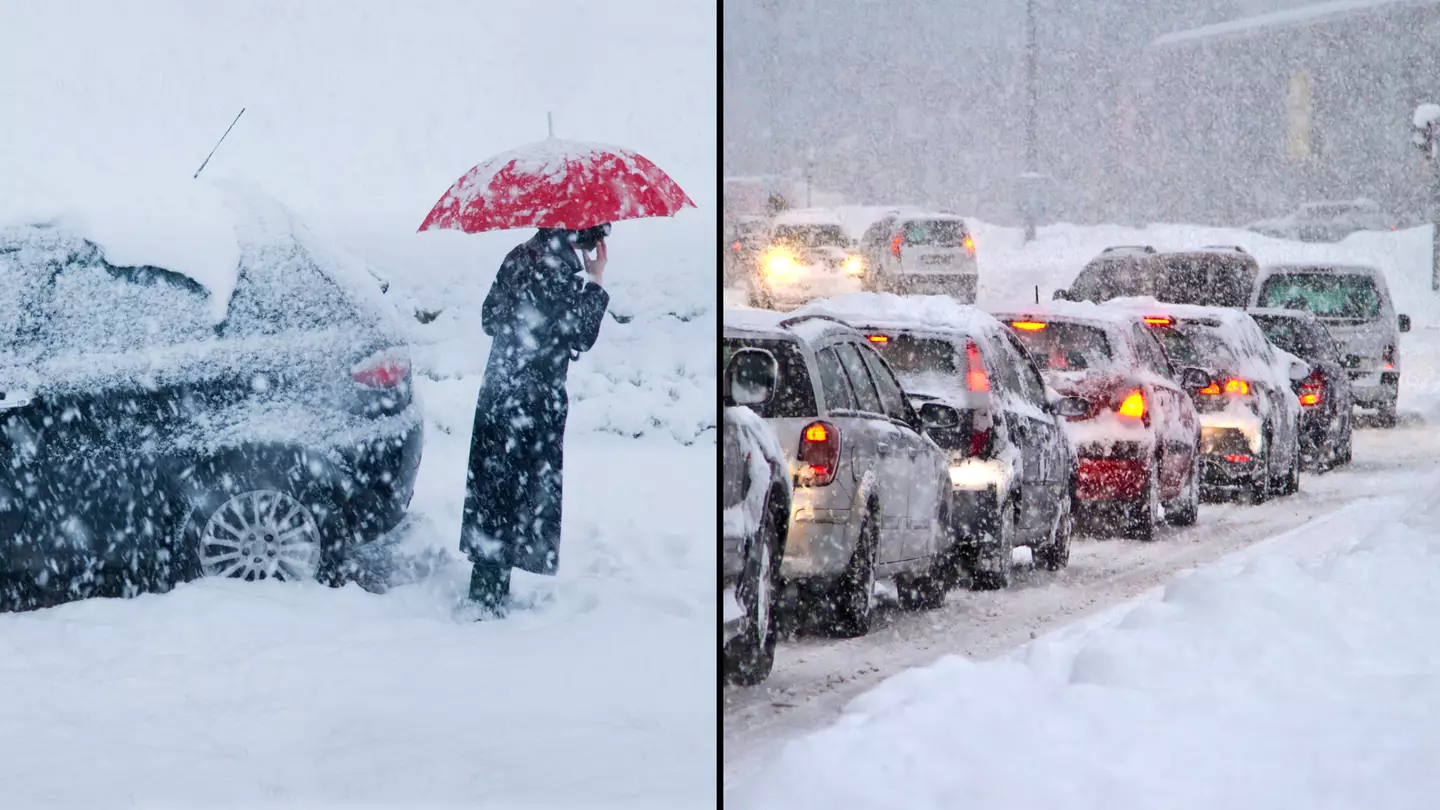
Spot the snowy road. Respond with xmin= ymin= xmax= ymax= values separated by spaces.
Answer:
xmin=724 ymin=411 xmax=1439 ymax=789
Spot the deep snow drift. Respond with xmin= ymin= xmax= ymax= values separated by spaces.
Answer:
xmin=731 ymin=475 xmax=1440 ymax=810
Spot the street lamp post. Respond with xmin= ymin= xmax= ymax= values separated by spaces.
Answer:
xmin=1023 ymin=0 xmax=1038 ymax=243
xmin=1414 ymin=103 xmax=1439 ymax=290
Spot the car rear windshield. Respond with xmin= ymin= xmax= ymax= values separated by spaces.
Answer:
xmin=771 ymin=225 xmax=849 ymax=249
xmin=1252 ymin=315 xmax=1337 ymax=361
xmin=1150 ymin=323 xmax=1238 ymax=368
xmin=1255 ymin=273 xmax=1381 ymax=320
xmin=722 ymin=336 xmax=818 ymax=418
xmin=1007 ymin=322 xmax=1113 ymax=371
xmin=1155 ymin=254 xmax=1254 ymax=308
xmin=864 ymin=334 xmax=958 ymax=375
xmin=902 ymin=220 xmax=966 ymax=247
xmin=1070 ymin=258 xmax=1148 ymax=301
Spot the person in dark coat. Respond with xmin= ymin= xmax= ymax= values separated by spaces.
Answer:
xmin=460 ymin=223 xmax=611 ymax=615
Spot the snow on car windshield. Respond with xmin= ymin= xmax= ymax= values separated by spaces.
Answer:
xmin=1009 ymin=322 xmax=1113 ymax=371
xmin=772 ymin=224 xmax=849 ymax=249
xmin=1256 ymin=273 xmax=1381 ymax=319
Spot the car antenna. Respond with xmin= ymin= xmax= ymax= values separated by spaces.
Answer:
xmin=193 ymin=107 xmax=246 ymax=179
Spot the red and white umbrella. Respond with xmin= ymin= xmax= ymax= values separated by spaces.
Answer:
xmin=418 ymin=139 xmax=695 ymax=234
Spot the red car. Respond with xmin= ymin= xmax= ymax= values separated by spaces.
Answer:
xmin=994 ymin=304 xmax=1206 ymax=540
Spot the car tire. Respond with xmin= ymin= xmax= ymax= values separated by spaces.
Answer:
xmin=1246 ymin=440 xmax=1271 ymax=505
xmin=724 ymin=498 xmax=784 ymax=686
xmin=1376 ymin=399 xmax=1398 ymax=428
xmin=1277 ymin=441 xmax=1301 ymax=496
xmin=969 ymin=499 xmax=1015 ymax=590
xmin=1165 ymin=454 xmax=1200 ymax=527
xmin=897 ymin=498 xmax=957 ymax=611
xmin=1125 ymin=459 xmax=1161 ymax=541
xmin=824 ymin=505 xmax=878 ymax=638
xmin=1033 ymin=487 xmax=1073 ymax=571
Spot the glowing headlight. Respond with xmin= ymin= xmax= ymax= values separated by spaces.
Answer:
xmin=763 ymin=249 xmax=799 ymax=282
xmin=842 ymin=255 xmax=864 ymax=276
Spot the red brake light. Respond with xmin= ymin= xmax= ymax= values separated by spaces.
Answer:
xmin=1117 ymin=388 xmax=1146 ymax=419
xmin=798 ymin=420 xmax=840 ymax=486
xmin=970 ymin=422 xmax=991 ymax=457
xmin=867 ymin=335 xmax=889 ymax=343
xmin=1383 ymin=344 xmax=1396 ymax=369
xmin=1225 ymin=454 xmax=1252 ymax=463
xmin=1299 ymin=370 xmax=1323 ymax=407
xmin=963 ymin=236 xmax=976 ymax=253
xmin=1010 ymin=320 xmax=1047 ymax=331
xmin=352 ymin=354 xmax=411 ymax=388
xmin=1223 ymin=378 xmax=1250 ymax=395
xmin=965 ymin=339 xmax=990 ymax=392
xmin=1198 ymin=381 xmax=1221 ymax=395
xmin=891 ymin=234 xmax=903 ymax=257
xmin=1142 ymin=316 xmax=1172 ymax=326
xmin=731 ymin=240 xmax=742 ymax=252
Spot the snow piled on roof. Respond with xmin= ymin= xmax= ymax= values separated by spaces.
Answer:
xmin=990 ymin=298 xmax=1144 ymax=326
xmin=1416 ymin=103 xmax=1440 ymax=130
xmin=793 ymin=292 xmax=999 ymax=335
xmin=724 ymin=308 xmax=790 ymax=334
xmin=1150 ymin=0 xmax=1429 ymax=48
xmin=773 ymin=208 xmax=844 ymax=227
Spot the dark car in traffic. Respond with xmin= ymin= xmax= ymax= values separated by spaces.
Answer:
xmin=1056 ymin=245 xmax=1260 ymax=309
xmin=0 ymin=203 xmax=421 ymax=609
xmin=1248 ymin=308 xmax=1354 ymax=471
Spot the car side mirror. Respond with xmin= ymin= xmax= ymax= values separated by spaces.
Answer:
xmin=1398 ymin=314 xmax=1411 ymax=333
xmin=1341 ymin=354 xmax=1363 ymax=370
xmin=1052 ymin=396 xmax=1090 ymax=418
xmin=1287 ymin=358 xmax=1310 ymax=382
xmin=918 ymin=402 xmax=961 ymax=430
xmin=1052 ymin=288 xmax=1070 ymax=301
xmin=1179 ymin=366 xmax=1211 ymax=391
xmin=724 ymin=348 xmax=778 ymax=407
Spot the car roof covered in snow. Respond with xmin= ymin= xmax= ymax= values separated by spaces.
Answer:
xmin=897 ymin=212 xmax=965 ymax=223
xmin=723 ymin=308 xmax=791 ymax=337
xmin=790 ymin=293 xmax=1000 ymax=339
xmin=772 ymin=208 xmax=844 ymax=227
xmin=1247 ymin=307 xmax=1324 ymax=324
xmin=1258 ymin=262 xmax=1384 ymax=279
xmin=1102 ymin=296 xmax=1245 ymax=325
xmin=722 ymin=307 xmax=861 ymax=345
xmin=991 ymin=299 xmax=1151 ymax=329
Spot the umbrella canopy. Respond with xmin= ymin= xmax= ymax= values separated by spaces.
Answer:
xmin=418 ymin=139 xmax=695 ymax=234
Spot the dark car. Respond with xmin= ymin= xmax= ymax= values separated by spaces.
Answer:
xmin=1056 ymin=246 xmax=1259 ymax=309
xmin=0 ymin=209 xmax=421 ymax=609
xmin=994 ymin=306 xmax=1204 ymax=540
xmin=1248 ymin=308 xmax=1354 ymax=471
xmin=721 ymin=347 xmax=791 ymax=685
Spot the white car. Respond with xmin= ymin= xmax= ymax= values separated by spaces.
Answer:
xmin=1247 ymin=199 xmax=1399 ymax=243
xmin=1251 ymin=263 xmax=1411 ymax=426
xmin=721 ymin=308 xmax=953 ymax=637
xmin=858 ymin=213 xmax=978 ymax=302
xmin=747 ymin=209 xmax=864 ymax=310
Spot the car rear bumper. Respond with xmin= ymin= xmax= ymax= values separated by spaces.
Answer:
xmin=1349 ymin=372 xmax=1398 ymax=406
xmin=779 ymin=505 xmax=855 ymax=581
xmin=889 ymin=273 xmax=978 ymax=298
xmin=1077 ymin=457 xmax=1148 ymax=501
xmin=950 ymin=487 xmax=1001 ymax=548
xmin=1198 ymin=427 xmax=1264 ymax=488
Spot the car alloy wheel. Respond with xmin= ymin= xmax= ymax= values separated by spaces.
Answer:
xmin=198 ymin=489 xmax=322 ymax=582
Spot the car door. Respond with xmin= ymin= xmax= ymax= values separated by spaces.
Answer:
xmin=983 ymin=330 xmax=1057 ymax=542
xmin=1005 ymin=332 xmax=1070 ymax=536
xmin=830 ymin=341 xmax=907 ymax=564
xmin=858 ymin=343 xmax=942 ymax=563
xmin=1131 ymin=323 xmax=1194 ymax=494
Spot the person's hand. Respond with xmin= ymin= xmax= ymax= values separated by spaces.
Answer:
xmin=582 ymin=239 xmax=607 ymax=285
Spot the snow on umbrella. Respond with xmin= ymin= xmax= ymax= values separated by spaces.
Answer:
xmin=417 ymin=139 xmax=696 ymax=234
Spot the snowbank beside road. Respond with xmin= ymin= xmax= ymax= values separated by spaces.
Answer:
xmin=732 ymin=471 xmax=1440 ymax=810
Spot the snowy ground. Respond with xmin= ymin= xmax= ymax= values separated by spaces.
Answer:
xmin=2 ymin=1 xmax=716 ymax=807
xmin=724 ymin=220 xmax=1440 ymax=804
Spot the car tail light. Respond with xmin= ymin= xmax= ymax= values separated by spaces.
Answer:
xmin=1010 ymin=320 xmax=1047 ymax=331
xmin=731 ymin=240 xmax=742 ymax=253
xmin=963 ymin=236 xmax=976 ymax=253
xmin=965 ymin=339 xmax=990 ymax=392
xmin=1383 ymin=344 xmax=1396 ymax=370
xmin=1142 ymin=316 xmax=1172 ymax=326
xmin=798 ymin=421 xmax=840 ymax=486
xmin=352 ymin=353 xmax=411 ymax=388
xmin=1225 ymin=454 xmax=1252 ymax=463
xmin=1117 ymin=388 xmax=1146 ymax=420
xmin=970 ymin=420 xmax=991 ymax=457
xmin=1298 ymin=369 xmax=1324 ymax=407
xmin=1198 ymin=378 xmax=1250 ymax=396
xmin=867 ymin=335 xmax=889 ymax=343
xmin=891 ymin=235 xmax=903 ymax=257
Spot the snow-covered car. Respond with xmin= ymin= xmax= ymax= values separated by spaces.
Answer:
xmin=1247 ymin=199 xmax=1399 ymax=243
xmin=721 ymin=348 xmax=791 ymax=685
xmin=724 ymin=216 xmax=771 ymax=287
xmin=1056 ymin=246 xmax=1258 ymax=309
xmin=1249 ymin=309 xmax=1354 ymax=471
xmin=748 ymin=209 xmax=864 ymax=310
xmin=1251 ymin=263 xmax=1410 ymax=427
xmin=857 ymin=213 xmax=978 ymax=302
xmin=1110 ymin=299 xmax=1305 ymax=502
xmin=721 ymin=308 xmax=952 ymax=637
xmin=993 ymin=303 xmax=1205 ymax=540
xmin=0 ymin=185 xmax=421 ymax=609
xmin=794 ymin=294 xmax=1082 ymax=589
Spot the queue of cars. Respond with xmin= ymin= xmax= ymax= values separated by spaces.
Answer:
xmin=722 ymin=235 xmax=1413 ymax=685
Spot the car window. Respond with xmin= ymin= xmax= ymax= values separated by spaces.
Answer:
xmin=722 ymin=336 xmax=819 ymax=418
xmin=834 ymin=343 xmax=884 ymax=414
xmin=1130 ymin=324 xmax=1174 ymax=377
xmin=1253 ymin=315 xmax=1336 ymax=362
xmin=1072 ymin=258 xmax=1146 ymax=301
xmin=1007 ymin=321 xmax=1113 ymax=371
xmin=901 ymin=219 xmax=966 ymax=247
xmin=42 ymin=256 xmax=214 ymax=354
xmin=865 ymin=334 xmax=958 ymax=375
xmin=771 ymin=224 xmax=849 ymax=249
xmin=999 ymin=332 xmax=1050 ymax=408
xmin=1155 ymin=254 xmax=1253 ymax=307
xmin=858 ymin=345 xmax=911 ymax=422
xmin=1256 ymin=272 xmax=1381 ymax=319
xmin=1152 ymin=323 xmax=1236 ymax=369
xmin=862 ymin=219 xmax=894 ymax=247
xmin=815 ymin=346 xmax=855 ymax=411
xmin=982 ymin=331 xmax=1027 ymax=401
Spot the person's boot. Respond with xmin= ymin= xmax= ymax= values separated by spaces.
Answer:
xmin=468 ymin=561 xmax=511 ymax=619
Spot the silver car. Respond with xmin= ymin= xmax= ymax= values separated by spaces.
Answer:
xmin=722 ymin=310 xmax=953 ymax=638
xmin=858 ymin=213 xmax=979 ymax=302
xmin=1251 ymin=263 xmax=1411 ymax=426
